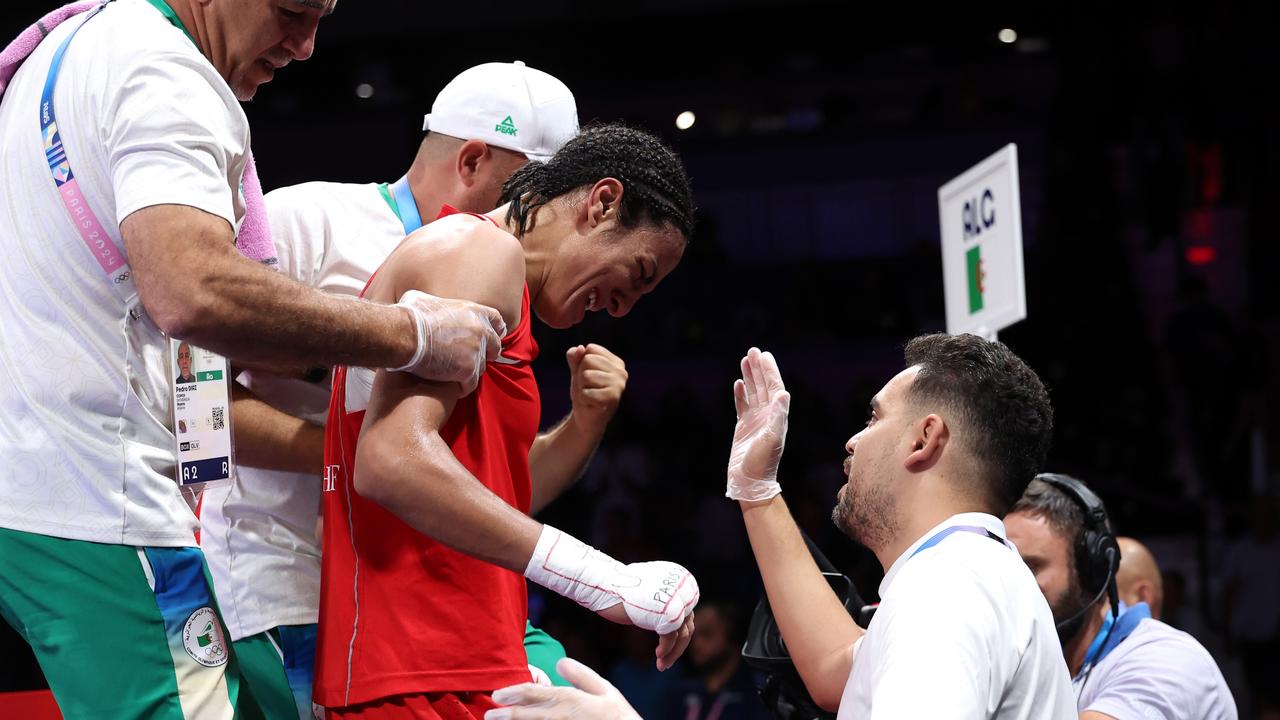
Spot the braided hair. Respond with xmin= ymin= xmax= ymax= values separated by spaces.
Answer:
xmin=499 ymin=123 xmax=695 ymax=240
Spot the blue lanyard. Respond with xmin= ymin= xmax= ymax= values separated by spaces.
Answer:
xmin=389 ymin=175 xmax=422 ymax=234
xmin=38 ymin=1 xmax=144 ymax=311
xmin=40 ymin=3 xmax=109 ymax=187
xmin=1080 ymin=610 xmax=1114 ymax=668
xmin=1078 ymin=601 xmax=1151 ymax=677
xmin=909 ymin=525 xmax=1008 ymax=560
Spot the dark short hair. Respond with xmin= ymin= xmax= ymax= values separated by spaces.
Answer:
xmin=903 ymin=333 xmax=1053 ymax=514
xmin=499 ymin=122 xmax=695 ymax=239
xmin=1011 ymin=477 xmax=1085 ymax=545
xmin=1011 ymin=477 xmax=1109 ymax=588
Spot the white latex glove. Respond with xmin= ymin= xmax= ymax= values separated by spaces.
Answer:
xmin=524 ymin=525 xmax=698 ymax=670
xmin=726 ymin=347 xmax=791 ymax=502
xmin=486 ymin=658 xmax=643 ymax=720
xmin=391 ymin=289 xmax=506 ymax=394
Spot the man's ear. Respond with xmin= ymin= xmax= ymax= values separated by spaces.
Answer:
xmin=455 ymin=139 xmax=489 ymax=187
xmin=904 ymin=414 xmax=948 ymax=472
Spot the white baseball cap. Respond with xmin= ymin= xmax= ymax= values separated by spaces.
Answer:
xmin=423 ymin=61 xmax=579 ymax=163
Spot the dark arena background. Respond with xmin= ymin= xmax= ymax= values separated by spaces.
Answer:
xmin=1 ymin=1 xmax=1276 ymax=717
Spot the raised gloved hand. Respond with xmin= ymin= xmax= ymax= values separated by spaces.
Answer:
xmin=524 ymin=525 xmax=698 ymax=670
xmin=391 ymin=289 xmax=506 ymax=394
xmin=486 ymin=658 xmax=642 ymax=720
xmin=726 ymin=347 xmax=791 ymax=502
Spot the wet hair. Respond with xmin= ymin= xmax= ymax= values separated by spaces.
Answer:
xmin=903 ymin=333 xmax=1053 ymax=515
xmin=499 ymin=122 xmax=695 ymax=239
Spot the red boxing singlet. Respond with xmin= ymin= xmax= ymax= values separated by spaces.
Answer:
xmin=315 ymin=209 xmax=540 ymax=707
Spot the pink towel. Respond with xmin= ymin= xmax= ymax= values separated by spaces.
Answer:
xmin=0 ymin=1 xmax=96 ymax=97
xmin=1 ymin=0 xmax=277 ymax=270
xmin=238 ymin=150 xmax=278 ymax=269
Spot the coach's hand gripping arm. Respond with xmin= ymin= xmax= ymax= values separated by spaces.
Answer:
xmin=528 ymin=344 xmax=628 ymax=514
xmin=730 ymin=348 xmax=864 ymax=712
xmin=353 ymin=226 xmax=698 ymax=671
xmin=121 ymin=205 xmax=504 ymax=391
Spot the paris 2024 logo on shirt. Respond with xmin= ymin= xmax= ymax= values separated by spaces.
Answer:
xmin=182 ymin=607 xmax=228 ymax=667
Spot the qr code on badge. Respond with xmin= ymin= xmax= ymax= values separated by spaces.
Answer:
xmin=212 ymin=406 xmax=225 ymax=431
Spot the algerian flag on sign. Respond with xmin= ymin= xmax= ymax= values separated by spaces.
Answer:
xmin=966 ymin=245 xmax=984 ymax=314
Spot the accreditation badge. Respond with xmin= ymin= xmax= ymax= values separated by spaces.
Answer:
xmin=168 ymin=338 xmax=234 ymax=489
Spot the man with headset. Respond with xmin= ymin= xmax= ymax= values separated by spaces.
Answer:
xmin=1005 ymin=475 xmax=1236 ymax=719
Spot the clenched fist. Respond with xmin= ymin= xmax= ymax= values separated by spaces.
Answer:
xmin=566 ymin=344 xmax=627 ymax=430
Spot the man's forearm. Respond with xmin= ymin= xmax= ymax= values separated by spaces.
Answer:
xmin=230 ymin=383 xmax=324 ymax=475
xmin=174 ymin=255 xmax=415 ymax=369
xmin=122 ymin=204 xmax=415 ymax=370
xmin=741 ymin=495 xmax=862 ymax=711
xmin=355 ymin=428 xmax=543 ymax=571
xmin=528 ymin=412 xmax=605 ymax=515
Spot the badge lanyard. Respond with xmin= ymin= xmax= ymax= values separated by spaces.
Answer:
xmin=41 ymin=1 xmax=233 ymax=492
xmin=378 ymin=175 xmax=424 ymax=235
xmin=908 ymin=524 xmax=1013 ymax=560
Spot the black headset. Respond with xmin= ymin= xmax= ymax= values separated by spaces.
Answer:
xmin=1036 ymin=473 xmax=1120 ymax=631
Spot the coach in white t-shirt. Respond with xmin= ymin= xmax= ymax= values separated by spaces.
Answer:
xmin=0 ymin=2 xmax=506 ymax=718
xmin=725 ymin=336 xmax=1075 ymax=719
xmin=1006 ymin=476 xmax=1236 ymax=720
xmin=202 ymin=61 xmax=634 ymax=708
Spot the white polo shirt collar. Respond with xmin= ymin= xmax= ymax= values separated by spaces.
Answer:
xmin=878 ymin=512 xmax=1010 ymax=598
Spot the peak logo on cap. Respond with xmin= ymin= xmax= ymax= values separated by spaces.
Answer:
xmin=495 ymin=115 xmax=519 ymax=137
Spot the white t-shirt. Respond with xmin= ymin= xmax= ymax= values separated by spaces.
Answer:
xmin=1075 ymin=616 xmax=1237 ymax=720
xmin=0 ymin=0 xmax=248 ymax=547
xmin=839 ymin=513 xmax=1076 ymax=720
xmin=200 ymin=181 xmax=403 ymax=639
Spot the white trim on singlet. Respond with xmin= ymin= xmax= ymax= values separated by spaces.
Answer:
xmin=336 ymin=370 xmax=362 ymax=707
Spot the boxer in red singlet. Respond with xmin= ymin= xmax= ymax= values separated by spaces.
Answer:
xmin=316 ymin=123 xmax=701 ymax=718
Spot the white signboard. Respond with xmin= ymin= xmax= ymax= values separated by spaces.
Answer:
xmin=937 ymin=144 xmax=1026 ymax=339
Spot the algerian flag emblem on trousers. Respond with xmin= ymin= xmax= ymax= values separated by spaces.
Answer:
xmin=182 ymin=607 xmax=228 ymax=667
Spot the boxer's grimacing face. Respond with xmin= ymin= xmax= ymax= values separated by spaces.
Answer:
xmin=532 ymin=220 xmax=685 ymax=330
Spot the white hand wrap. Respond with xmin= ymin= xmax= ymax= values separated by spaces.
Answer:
xmin=523 ymin=525 xmax=699 ymax=635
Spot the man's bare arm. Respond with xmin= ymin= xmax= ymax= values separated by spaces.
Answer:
xmin=121 ymin=204 xmax=502 ymax=383
xmin=730 ymin=349 xmax=862 ymax=711
xmin=230 ymin=382 xmax=324 ymax=474
xmin=741 ymin=496 xmax=862 ymax=710
xmin=123 ymin=204 xmax=415 ymax=367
